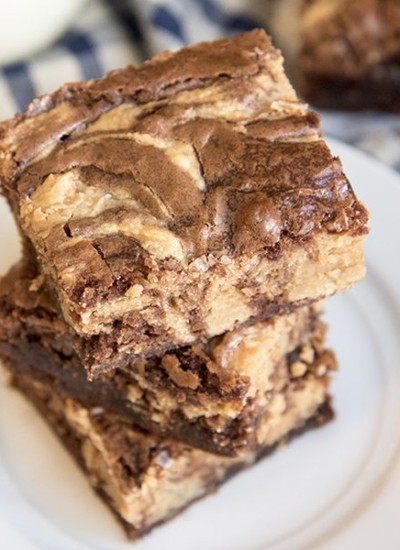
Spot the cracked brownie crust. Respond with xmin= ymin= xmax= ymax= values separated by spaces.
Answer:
xmin=0 ymin=30 xmax=368 ymax=373
xmin=7 ymin=369 xmax=333 ymax=539
xmin=0 ymin=260 xmax=335 ymax=455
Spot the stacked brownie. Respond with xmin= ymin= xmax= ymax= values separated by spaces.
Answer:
xmin=0 ymin=30 xmax=368 ymax=539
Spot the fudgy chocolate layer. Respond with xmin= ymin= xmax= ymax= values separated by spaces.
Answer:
xmin=299 ymin=0 xmax=400 ymax=111
xmin=8 ymin=369 xmax=333 ymax=540
xmin=0 ymin=30 xmax=368 ymax=374
xmin=0 ymin=260 xmax=335 ymax=455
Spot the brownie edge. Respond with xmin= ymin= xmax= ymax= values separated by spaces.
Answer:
xmin=7 ymin=368 xmax=334 ymax=540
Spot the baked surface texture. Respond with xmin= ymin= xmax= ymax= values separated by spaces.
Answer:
xmin=0 ymin=260 xmax=335 ymax=455
xmin=6 ymin=367 xmax=333 ymax=539
xmin=299 ymin=0 xmax=400 ymax=111
xmin=0 ymin=29 xmax=368 ymax=374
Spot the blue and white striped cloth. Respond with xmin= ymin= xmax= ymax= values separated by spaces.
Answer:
xmin=1 ymin=0 xmax=400 ymax=172
xmin=0 ymin=0 xmax=267 ymax=117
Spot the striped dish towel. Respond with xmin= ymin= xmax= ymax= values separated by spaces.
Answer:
xmin=1 ymin=0 xmax=400 ymax=172
xmin=0 ymin=0 xmax=267 ymax=118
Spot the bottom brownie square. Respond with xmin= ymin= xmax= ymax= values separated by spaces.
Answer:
xmin=6 ymin=367 xmax=334 ymax=539
xmin=0 ymin=261 xmax=335 ymax=456
xmin=0 ymin=259 xmax=336 ymax=537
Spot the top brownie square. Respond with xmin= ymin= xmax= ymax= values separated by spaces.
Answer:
xmin=0 ymin=30 xmax=368 ymax=376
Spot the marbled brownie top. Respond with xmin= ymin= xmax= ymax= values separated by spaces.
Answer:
xmin=0 ymin=30 xmax=368 ymax=360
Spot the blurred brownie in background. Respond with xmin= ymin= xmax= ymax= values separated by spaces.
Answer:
xmin=271 ymin=0 xmax=400 ymax=111
xmin=299 ymin=0 xmax=400 ymax=111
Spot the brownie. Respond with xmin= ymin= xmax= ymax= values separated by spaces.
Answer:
xmin=298 ymin=0 xmax=400 ymax=111
xmin=0 ymin=260 xmax=336 ymax=455
xmin=0 ymin=29 xmax=368 ymax=375
xmin=7 ymin=367 xmax=334 ymax=539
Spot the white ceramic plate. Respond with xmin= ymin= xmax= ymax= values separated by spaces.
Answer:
xmin=0 ymin=138 xmax=399 ymax=550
